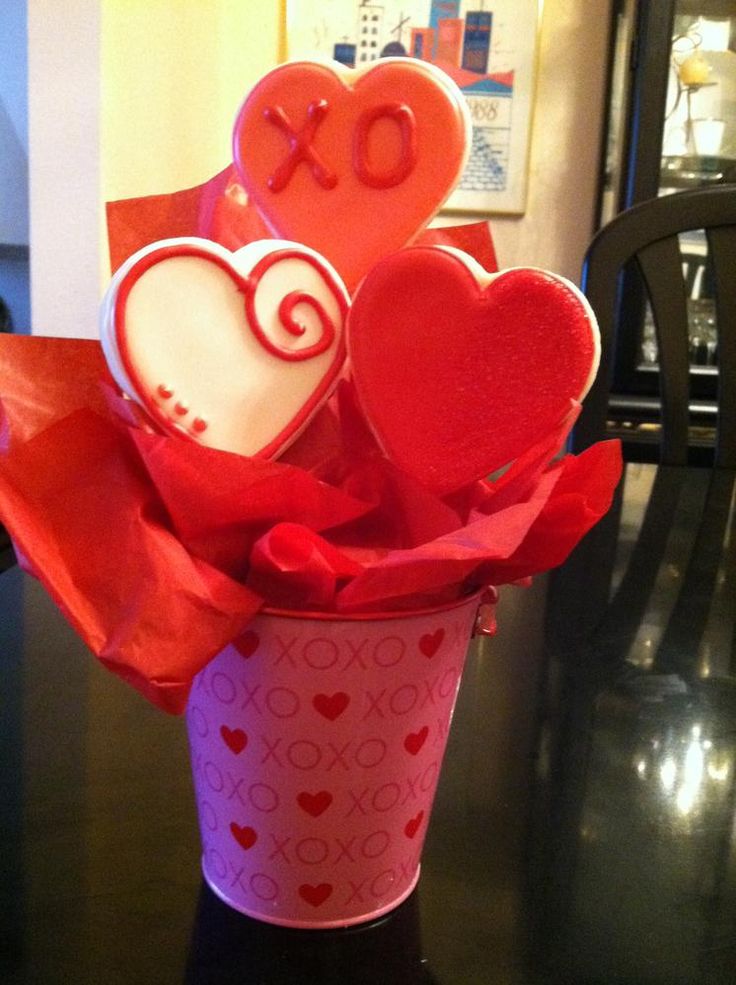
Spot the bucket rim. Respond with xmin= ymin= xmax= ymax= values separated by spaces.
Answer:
xmin=259 ymin=589 xmax=483 ymax=623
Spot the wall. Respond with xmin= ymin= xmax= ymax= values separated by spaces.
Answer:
xmin=27 ymin=0 xmax=282 ymax=338
xmin=28 ymin=0 xmax=101 ymax=338
xmin=101 ymin=0 xmax=284 ymax=204
xmin=0 ymin=0 xmax=30 ymax=331
xmin=442 ymin=0 xmax=613 ymax=284
xmin=101 ymin=0 xmax=613 ymax=287
xmin=492 ymin=0 xmax=613 ymax=282
xmin=27 ymin=0 xmax=610 ymax=338
xmin=0 ymin=0 xmax=28 ymax=245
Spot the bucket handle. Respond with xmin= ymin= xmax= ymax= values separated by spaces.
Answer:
xmin=473 ymin=587 xmax=498 ymax=637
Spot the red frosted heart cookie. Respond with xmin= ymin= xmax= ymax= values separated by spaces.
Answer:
xmin=233 ymin=59 xmax=471 ymax=291
xmin=347 ymin=247 xmax=600 ymax=494
xmin=100 ymin=237 xmax=349 ymax=459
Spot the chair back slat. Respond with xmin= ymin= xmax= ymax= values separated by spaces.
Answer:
xmin=576 ymin=186 xmax=736 ymax=467
xmin=573 ymin=260 xmax=619 ymax=455
xmin=635 ymin=237 xmax=691 ymax=465
xmin=706 ymin=225 xmax=736 ymax=468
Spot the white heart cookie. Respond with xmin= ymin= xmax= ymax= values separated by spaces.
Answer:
xmin=100 ymin=237 xmax=349 ymax=458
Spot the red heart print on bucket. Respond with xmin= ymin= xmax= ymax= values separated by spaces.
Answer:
xmin=220 ymin=725 xmax=247 ymax=755
xmin=312 ymin=692 xmax=351 ymax=721
xmin=299 ymin=883 xmax=333 ymax=908
xmin=230 ymin=823 xmax=258 ymax=850
xmin=348 ymin=246 xmax=600 ymax=494
xmin=419 ymin=628 xmax=444 ymax=658
xmin=234 ymin=630 xmax=260 ymax=659
xmin=404 ymin=726 xmax=429 ymax=755
xmin=404 ymin=811 xmax=425 ymax=839
xmin=100 ymin=237 xmax=349 ymax=460
xmin=297 ymin=791 xmax=333 ymax=818
xmin=233 ymin=59 xmax=471 ymax=290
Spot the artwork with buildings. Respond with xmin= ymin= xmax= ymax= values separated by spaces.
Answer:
xmin=287 ymin=0 xmax=539 ymax=213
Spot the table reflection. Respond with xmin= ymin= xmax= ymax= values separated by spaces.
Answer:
xmin=528 ymin=465 xmax=736 ymax=984
xmin=2 ymin=463 xmax=735 ymax=983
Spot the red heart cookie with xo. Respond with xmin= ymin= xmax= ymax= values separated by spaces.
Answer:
xmin=233 ymin=59 xmax=471 ymax=291
xmin=100 ymin=237 xmax=349 ymax=459
xmin=347 ymin=247 xmax=600 ymax=494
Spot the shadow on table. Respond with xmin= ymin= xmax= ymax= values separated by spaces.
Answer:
xmin=184 ymin=882 xmax=437 ymax=985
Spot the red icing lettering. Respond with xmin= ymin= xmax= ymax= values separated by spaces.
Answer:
xmin=353 ymin=102 xmax=417 ymax=190
xmin=264 ymin=100 xmax=338 ymax=192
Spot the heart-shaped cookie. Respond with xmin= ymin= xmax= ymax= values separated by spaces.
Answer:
xmin=233 ymin=59 xmax=471 ymax=291
xmin=347 ymin=246 xmax=600 ymax=494
xmin=100 ymin=237 xmax=349 ymax=458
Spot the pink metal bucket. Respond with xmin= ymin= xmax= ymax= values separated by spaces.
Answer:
xmin=185 ymin=593 xmax=481 ymax=928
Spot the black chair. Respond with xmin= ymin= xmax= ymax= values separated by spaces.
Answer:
xmin=0 ymin=296 xmax=14 ymax=568
xmin=0 ymin=526 xmax=13 ymax=572
xmin=573 ymin=185 xmax=736 ymax=468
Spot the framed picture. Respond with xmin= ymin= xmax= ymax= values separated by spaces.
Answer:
xmin=286 ymin=1 xmax=541 ymax=215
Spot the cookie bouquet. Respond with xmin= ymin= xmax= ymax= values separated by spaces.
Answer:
xmin=0 ymin=59 xmax=621 ymax=927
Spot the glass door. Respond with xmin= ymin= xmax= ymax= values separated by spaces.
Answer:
xmin=598 ymin=0 xmax=735 ymax=428
xmin=662 ymin=5 xmax=736 ymax=189
xmin=659 ymin=3 xmax=735 ymax=376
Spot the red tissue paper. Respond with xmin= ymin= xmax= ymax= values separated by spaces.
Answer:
xmin=0 ymin=335 xmax=621 ymax=713
xmin=0 ymin=174 xmax=620 ymax=714
xmin=105 ymin=164 xmax=498 ymax=274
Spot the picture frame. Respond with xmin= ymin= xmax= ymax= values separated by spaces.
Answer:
xmin=285 ymin=0 xmax=541 ymax=215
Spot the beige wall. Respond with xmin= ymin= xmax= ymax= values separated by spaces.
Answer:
xmin=28 ymin=0 xmax=284 ymax=337
xmin=28 ymin=0 xmax=611 ymax=337
xmin=101 ymin=0 xmax=284 ymax=203
xmin=100 ymin=0 xmax=614 ymax=286
xmin=490 ymin=0 xmax=613 ymax=283
xmin=443 ymin=0 xmax=613 ymax=284
xmin=28 ymin=0 xmax=101 ymax=338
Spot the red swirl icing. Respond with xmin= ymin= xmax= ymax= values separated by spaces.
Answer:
xmin=245 ymin=249 xmax=346 ymax=362
xmin=115 ymin=244 xmax=346 ymax=373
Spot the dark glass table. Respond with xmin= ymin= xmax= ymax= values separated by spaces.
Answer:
xmin=1 ymin=462 xmax=735 ymax=984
